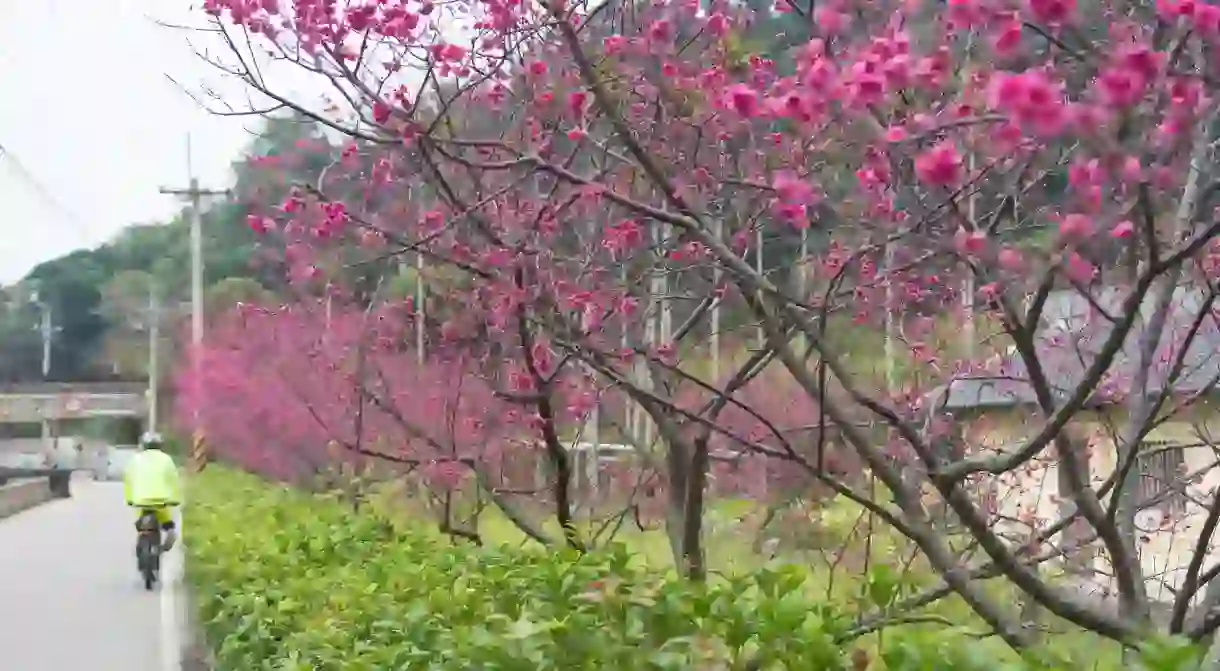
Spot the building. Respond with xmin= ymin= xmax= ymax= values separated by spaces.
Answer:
xmin=938 ymin=286 xmax=1220 ymax=605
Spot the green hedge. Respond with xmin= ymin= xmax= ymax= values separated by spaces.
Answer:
xmin=186 ymin=469 xmax=1201 ymax=670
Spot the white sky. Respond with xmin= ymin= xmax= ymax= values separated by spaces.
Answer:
xmin=0 ymin=0 xmax=471 ymax=285
xmin=0 ymin=0 xmax=286 ymax=284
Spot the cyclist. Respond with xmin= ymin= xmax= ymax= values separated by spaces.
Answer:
xmin=122 ymin=432 xmax=182 ymax=551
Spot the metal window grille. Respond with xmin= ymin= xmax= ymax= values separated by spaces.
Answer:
xmin=1136 ymin=442 xmax=1186 ymax=514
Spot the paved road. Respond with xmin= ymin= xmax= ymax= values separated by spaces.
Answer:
xmin=0 ymin=481 xmax=183 ymax=670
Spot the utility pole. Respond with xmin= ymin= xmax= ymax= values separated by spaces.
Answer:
xmin=159 ymin=135 xmax=230 ymax=471
xmin=581 ymin=215 xmax=605 ymax=506
xmin=793 ymin=226 xmax=810 ymax=357
xmin=711 ymin=219 xmax=722 ymax=384
xmin=324 ymin=289 xmax=333 ymax=341
xmin=960 ymin=35 xmax=979 ymax=365
xmin=407 ymin=182 xmax=427 ymax=366
xmin=637 ymin=224 xmax=668 ymax=449
xmin=961 ymin=150 xmax=978 ymax=363
xmin=884 ymin=240 xmax=898 ymax=395
xmin=755 ymin=226 xmax=765 ymax=350
xmin=415 ymin=250 xmax=426 ymax=366
xmin=30 ymin=288 xmax=57 ymax=453
xmin=38 ymin=299 xmax=51 ymax=379
xmin=147 ymin=283 xmax=160 ymax=432
xmin=621 ymin=263 xmax=635 ymax=437
xmin=28 ymin=286 xmax=55 ymax=379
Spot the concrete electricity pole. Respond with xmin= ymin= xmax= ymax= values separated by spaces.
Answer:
xmin=38 ymin=299 xmax=52 ymax=379
xmin=637 ymin=223 xmax=673 ymax=449
xmin=147 ymin=283 xmax=160 ymax=432
xmin=159 ymin=136 xmax=230 ymax=470
xmin=621 ymin=263 xmax=635 ymax=437
xmin=26 ymin=286 xmax=56 ymax=379
xmin=710 ymin=219 xmax=723 ymax=384
xmin=405 ymin=182 xmax=427 ymax=366
xmin=30 ymin=288 xmax=60 ymax=452
xmin=416 ymin=250 xmax=426 ymax=365
xmin=755 ymin=226 xmax=765 ymax=350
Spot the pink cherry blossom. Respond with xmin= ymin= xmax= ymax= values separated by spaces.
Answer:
xmin=193 ymin=0 xmax=1220 ymax=625
xmin=915 ymin=142 xmax=963 ymax=186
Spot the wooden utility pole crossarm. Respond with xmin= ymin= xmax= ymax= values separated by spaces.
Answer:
xmin=158 ymin=184 xmax=230 ymax=198
xmin=157 ymin=184 xmax=230 ymax=197
xmin=158 ymin=168 xmax=231 ymax=472
xmin=156 ymin=179 xmax=231 ymax=348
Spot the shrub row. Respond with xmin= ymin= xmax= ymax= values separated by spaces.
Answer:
xmin=186 ymin=469 xmax=1199 ymax=670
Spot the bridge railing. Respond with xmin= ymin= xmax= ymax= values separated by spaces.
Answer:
xmin=0 ymin=381 xmax=148 ymax=395
xmin=0 ymin=467 xmax=74 ymax=519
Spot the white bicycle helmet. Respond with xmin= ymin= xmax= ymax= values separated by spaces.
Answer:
xmin=139 ymin=431 xmax=165 ymax=449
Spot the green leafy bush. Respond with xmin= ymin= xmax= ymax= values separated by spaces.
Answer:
xmin=186 ymin=469 xmax=1202 ymax=670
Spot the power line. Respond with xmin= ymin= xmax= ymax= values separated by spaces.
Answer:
xmin=0 ymin=141 xmax=93 ymax=239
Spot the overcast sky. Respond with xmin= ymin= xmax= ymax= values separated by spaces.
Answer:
xmin=0 ymin=0 xmax=284 ymax=284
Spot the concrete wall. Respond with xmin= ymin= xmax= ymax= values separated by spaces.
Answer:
xmin=0 ymin=479 xmax=61 ymax=519
xmin=0 ymin=436 xmax=109 ymax=468
xmin=0 ymin=437 xmax=135 ymax=485
xmin=0 ymin=393 xmax=146 ymax=423
xmin=964 ymin=400 xmax=1220 ymax=606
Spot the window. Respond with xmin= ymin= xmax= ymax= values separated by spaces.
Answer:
xmin=1136 ymin=441 xmax=1187 ymax=514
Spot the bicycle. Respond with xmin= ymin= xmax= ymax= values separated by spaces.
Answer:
xmin=135 ymin=508 xmax=163 ymax=591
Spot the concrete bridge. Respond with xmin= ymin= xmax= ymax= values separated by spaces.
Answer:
xmin=0 ymin=382 xmax=148 ymax=423
xmin=0 ymin=383 xmax=149 ymax=484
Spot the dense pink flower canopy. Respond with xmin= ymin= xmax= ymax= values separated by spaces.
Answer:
xmin=184 ymin=0 xmax=1220 ymax=469
xmin=175 ymin=300 xmax=543 ymax=485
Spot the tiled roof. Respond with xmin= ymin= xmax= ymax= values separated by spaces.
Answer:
xmin=939 ymin=286 xmax=1220 ymax=410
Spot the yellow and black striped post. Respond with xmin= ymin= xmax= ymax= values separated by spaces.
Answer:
xmin=189 ymin=429 xmax=209 ymax=472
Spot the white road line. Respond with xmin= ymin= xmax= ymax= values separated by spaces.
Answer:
xmin=159 ymin=529 xmax=184 ymax=670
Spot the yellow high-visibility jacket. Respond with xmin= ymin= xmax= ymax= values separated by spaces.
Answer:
xmin=122 ymin=448 xmax=182 ymax=507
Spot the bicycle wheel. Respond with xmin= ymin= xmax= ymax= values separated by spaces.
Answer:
xmin=138 ymin=534 xmax=158 ymax=590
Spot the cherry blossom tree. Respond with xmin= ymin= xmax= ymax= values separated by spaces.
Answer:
xmin=178 ymin=0 xmax=1220 ymax=655
xmin=178 ymin=294 xmax=613 ymax=544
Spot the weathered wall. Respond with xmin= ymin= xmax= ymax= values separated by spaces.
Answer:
xmin=0 ymin=479 xmax=61 ymax=519
xmin=964 ymin=399 xmax=1220 ymax=605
